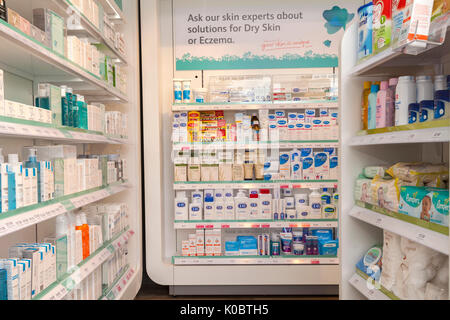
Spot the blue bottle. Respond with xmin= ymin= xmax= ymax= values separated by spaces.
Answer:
xmin=368 ymin=84 xmax=380 ymax=130
xmin=24 ymin=148 xmax=41 ymax=203
xmin=7 ymin=163 xmax=16 ymax=211
xmin=0 ymin=269 xmax=7 ymax=300
xmin=61 ymin=86 xmax=69 ymax=126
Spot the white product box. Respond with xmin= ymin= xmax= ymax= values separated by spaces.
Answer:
xmin=18 ymin=259 xmax=32 ymax=300
xmin=275 ymin=110 xmax=285 ymax=118
xmin=314 ymin=151 xmax=330 ymax=180
xmin=0 ymin=259 xmax=19 ymax=300
xmin=288 ymin=121 xmax=297 ymax=141
xmin=279 ymin=151 xmax=291 ymax=180
xmin=214 ymin=200 xmax=225 ymax=219
xmin=305 ymin=109 xmax=316 ymax=122
xmin=277 ymin=118 xmax=288 ymax=141
xmin=311 ymin=117 xmax=323 ymax=140
xmin=196 ymin=230 xmax=205 ymax=256
xmin=188 ymin=234 xmax=197 ymax=256
xmin=181 ymin=240 xmax=190 ymax=256
xmin=291 ymin=149 xmax=302 ymax=179
xmin=303 ymin=123 xmax=312 ymax=140
xmin=205 ymin=230 xmax=214 ymax=256
xmin=259 ymin=194 xmax=272 ymax=220
xmin=397 ymin=0 xmax=434 ymax=49
xmin=75 ymin=230 xmax=83 ymax=265
xmin=268 ymin=120 xmax=279 ymax=142
xmin=327 ymin=148 xmax=338 ymax=180
xmin=212 ymin=229 xmax=221 ymax=256
xmin=5 ymin=100 xmax=17 ymax=118
xmin=21 ymin=249 xmax=40 ymax=298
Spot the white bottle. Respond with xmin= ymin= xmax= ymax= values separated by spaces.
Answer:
xmin=309 ymin=188 xmax=322 ymax=219
xmin=296 ymin=206 xmax=310 ymax=219
xmin=191 ymin=190 xmax=203 ymax=203
xmin=203 ymin=193 xmax=215 ymax=220
xmin=235 ymin=189 xmax=249 ymax=220
xmin=294 ymin=193 xmax=308 ymax=209
xmin=224 ymin=197 xmax=235 ymax=220
xmin=214 ymin=198 xmax=225 ymax=220
xmin=416 ymin=75 xmax=434 ymax=102
xmin=189 ymin=198 xmax=203 ymax=220
xmin=248 ymin=189 xmax=259 ymax=219
xmin=174 ymin=191 xmax=189 ymax=221
xmin=56 ymin=213 xmax=72 ymax=276
xmin=434 ymin=75 xmax=447 ymax=91
xmin=322 ymin=203 xmax=337 ymax=219
xmin=395 ymin=76 xmax=417 ymax=126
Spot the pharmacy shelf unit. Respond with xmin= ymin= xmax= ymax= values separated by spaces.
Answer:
xmin=0 ymin=18 xmax=127 ymax=103
xmin=174 ymin=219 xmax=338 ymax=230
xmin=97 ymin=0 xmax=126 ymax=24
xmin=172 ymin=256 xmax=338 ymax=265
xmin=173 ymin=141 xmax=339 ymax=151
xmin=340 ymin=21 xmax=450 ymax=300
xmin=348 ymin=273 xmax=394 ymax=300
xmin=0 ymin=0 xmax=142 ymax=300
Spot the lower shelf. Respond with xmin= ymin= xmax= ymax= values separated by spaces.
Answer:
xmin=100 ymin=266 xmax=137 ymax=300
xmin=174 ymin=219 xmax=338 ymax=230
xmin=33 ymin=228 xmax=135 ymax=300
xmin=350 ymin=201 xmax=448 ymax=255
xmin=349 ymin=270 xmax=400 ymax=300
xmin=172 ymin=255 xmax=338 ymax=265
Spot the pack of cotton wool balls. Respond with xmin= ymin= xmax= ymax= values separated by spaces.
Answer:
xmin=380 ymin=230 xmax=448 ymax=300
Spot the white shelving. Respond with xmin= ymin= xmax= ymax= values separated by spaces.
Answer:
xmin=97 ymin=0 xmax=127 ymax=23
xmin=0 ymin=19 xmax=127 ymax=103
xmin=172 ymin=101 xmax=338 ymax=111
xmin=0 ymin=118 xmax=127 ymax=144
xmin=349 ymin=205 xmax=448 ymax=255
xmin=174 ymin=180 xmax=338 ymax=190
xmin=101 ymin=266 xmax=136 ymax=300
xmin=174 ymin=219 xmax=338 ymax=230
xmin=348 ymin=273 xmax=392 ymax=300
xmin=35 ymin=228 xmax=135 ymax=300
xmin=173 ymin=141 xmax=339 ymax=151
xmin=52 ymin=0 xmax=127 ymax=64
xmin=0 ymin=181 xmax=130 ymax=239
xmin=350 ymin=126 xmax=450 ymax=146
xmin=172 ymin=256 xmax=338 ymax=265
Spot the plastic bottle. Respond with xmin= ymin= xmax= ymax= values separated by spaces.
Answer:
xmin=75 ymin=213 xmax=90 ymax=260
xmin=66 ymin=87 xmax=74 ymax=127
xmin=309 ymin=188 xmax=322 ymax=219
xmin=235 ymin=189 xmax=249 ymax=220
xmin=60 ymin=86 xmax=69 ymax=126
xmin=376 ymin=81 xmax=389 ymax=128
xmin=320 ymin=188 xmax=332 ymax=205
xmin=224 ymin=197 xmax=235 ymax=220
xmin=361 ymin=81 xmax=372 ymax=130
xmin=249 ymin=190 xmax=259 ymax=219
xmin=7 ymin=154 xmax=22 ymax=210
xmin=251 ymin=113 xmax=260 ymax=142
xmin=416 ymin=75 xmax=434 ymax=103
xmin=204 ymin=193 xmax=215 ymax=220
xmin=259 ymin=189 xmax=272 ymax=220
xmin=395 ymin=76 xmax=417 ymax=126
xmin=368 ymin=84 xmax=379 ymax=129
xmin=55 ymin=214 xmax=71 ymax=278
xmin=434 ymin=75 xmax=449 ymax=120
xmin=174 ymin=191 xmax=188 ymax=221
xmin=189 ymin=198 xmax=203 ymax=220
xmin=24 ymin=148 xmax=41 ymax=203
xmin=0 ymin=148 xmax=6 ymax=212
xmin=386 ymin=78 xmax=398 ymax=127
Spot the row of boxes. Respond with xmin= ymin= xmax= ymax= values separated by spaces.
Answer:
xmin=181 ymin=229 xmax=222 ymax=257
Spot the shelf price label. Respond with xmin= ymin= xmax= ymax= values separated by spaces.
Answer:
xmin=196 ymin=225 xmax=205 ymax=229
xmin=311 ymin=260 xmax=320 ymax=265
xmin=416 ymin=232 xmax=426 ymax=243
xmin=221 ymin=224 xmax=230 ymax=229
xmin=251 ymin=224 xmax=260 ymax=228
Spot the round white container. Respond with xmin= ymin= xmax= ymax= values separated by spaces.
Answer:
xmin=173 ymin=79 xmax=183 ymax=103
xmin=434 ymin=75 xmax=447 ymax=91
xmin=182 ymin=80 xmax=192 ymax=103
xmin=416 ymin=75 xmax=434 ymax=102
xmin=294 ymin=193 xmax=308 ymax=208
xmin=395 ymin=76 xmax=417 ymax=126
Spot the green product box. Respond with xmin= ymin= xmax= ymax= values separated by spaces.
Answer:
xmin=33 ymin=9 xmax=65 ymax=56
xmin=100 ymin=155 xmax=108 ymax=187
xmin=49 ymin=84 xmax=62 ymax=126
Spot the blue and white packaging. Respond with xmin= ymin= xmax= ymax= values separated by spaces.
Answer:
xmin=320 ymin=240 xmax=339 ymax=256
xmin=288 ymin=112 xmax=298 ymax=122
xmin=325 ymin=148 xmax=338 ymax=180
xmin=356 ymin=245 xmax=383 ymax=283
xmin=279 ymin=152 xmax=291 ymax=180
xmin=290 ymin=149 xmax=302 ymax=179
xmin=225 ymin=241 xmax=240 ymax=256
xmin=277 ymin=118 xmax=288 ymax=141
xmin=408 ymin=103 xmax=420 ymax=124
xmin=301 ymin=148 xmax=314 ymax=180
xmin=0 ymin=259 xmax=19 ymax=300
xmin=357 ymin=2 xmax=373 ymax=61
xmin=434 ymin=87 xmax=449 ymax=120
xmin=303 ymin=123 xmax=312 ymax=140
xmin=305 ymin=109 xmax=315 ymax=122
xmin=237 ymin=236 xmax=258 ymax=256
xmin=419 ymin=100 xmax=435 ymax=122
xmin=275 ymin=110 xmax=285 ymax=118
xmin=314 ymin=152 xmax=329 ymax=180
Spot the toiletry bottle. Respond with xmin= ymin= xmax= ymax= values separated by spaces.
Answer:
xmin=0 ymin=148 xmax=7 ymax=213
xmin=70 ymin=91 xmax=78 ymax=128
xmin=55 ymin=214 xmax=71 ymax=279
xmin=24 ymin=148 xmax=41 ymax=203
xmin=6 ymin=156 xmax=16 ymax=211
xmin=214 ymin=197 xmax=225 ymax=220
xmin=224 ymin=196 xmax=235 ymax=220
xmin=376 ymin=81 xmax=389 ymax=128
xmin=249 ymin=190 xmax=259 ymax=219
xmin=189 ymin=198 xmax=203 ymax=220
xmin=174 ymin=191 xmax=189 ymax=221
xmin=368 ymin=84 xmax=379 ymax=129
xmin=309 ymin=188 xmax=322 ymax=219
xmin=386 ymin=78 xmax=398 ymax=127
xmin=80 ymin=213 xmax=90 ymax=259
xmin=361 ymin=81 xmax=372 ymax=130
xmin=320 ymin=188 xmax=332 ymax=205
xmin=395 ymin=76 xmax=416 ymax=126
xmin=8 ymin=154 xmax=23 ymax=210
xmin=74 ymin=95 xmax=84 ymax=129
xmin=434 ymin=75 xmax=449 ymax=120
xmin=251 ymin=113 xmax=260 ymax=142
xmin=60 ymin=85 xmax=69 ymax=126
xmin=259 ymin=189 xmax=272 ymax=220
xmin=235 ymin=189 xmax=249 ymax=220
xmin=204 ymin=193 xmax=215 ymax=220
xmin=66 ymin=87 xmax=74 ymax=127
xmin=35 ymin=84 xmax=50 ymax=110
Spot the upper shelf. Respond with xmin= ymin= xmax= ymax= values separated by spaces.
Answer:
xmin=172 ymin=100 xmax=338 ymax=111
xmin=97 ymin=0 xmax=126 ymax=24
xmin=53 ymin=0 xmax=127 ymax=64
xmin=350 ymin=21 xmax=450 ymax=76
xmin=0 ymin=19 xmax=128 ymax=104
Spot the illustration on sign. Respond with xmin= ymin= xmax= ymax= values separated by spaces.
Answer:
xmin=174 ymin=0 xmax=359 ymax=70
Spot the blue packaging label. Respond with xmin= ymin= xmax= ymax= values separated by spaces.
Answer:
xmin=314 ymin=152 xmax=328 ymax=167
xmin=280 ymin=154 xmax=289 ymax=165
xmin=330 ymin=156 xmax=338 ymax=169
xmin=177 ymin=203 xmax=186 ymax=208
xmin=301 ymin=148 xmax=312 ymax=157
xmin=302 ymin=157 xmax=313 ymax=170
xmin=183 ymin=90 xmax=191 ymax=100
xmin=174 ymin=90 xmax=182 ymax=102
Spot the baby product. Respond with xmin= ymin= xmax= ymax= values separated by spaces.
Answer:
xmin=355 ymin=245 xmax=383 ymax=282
xmin=395 ymin=76 xmax=417 ymax=126
xmin=368 ymin=84 xmax=379 ymax=129
xmin=372 ymin=0 xmax=392 ymax=52
xmin=357 ymin=3 xmax=373 ymax=61
xmin=309 ymin=188 xmax=322 ymax=219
